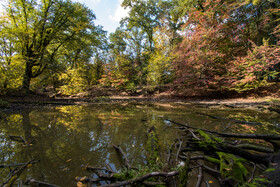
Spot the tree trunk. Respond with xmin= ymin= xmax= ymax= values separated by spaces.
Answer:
xmin=21 ymin=62 xmax=32 ymax=93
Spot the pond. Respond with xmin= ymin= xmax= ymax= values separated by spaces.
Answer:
xmin=0 ymin=102 xmax=279 ymax=186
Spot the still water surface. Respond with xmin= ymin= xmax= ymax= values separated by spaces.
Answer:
xmin=0 ymin=102 xmax=279 ymax=186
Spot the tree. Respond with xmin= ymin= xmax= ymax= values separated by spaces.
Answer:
xmin=174 ymin=0 xmax=245 ymax=95
xmin=2 ymin=0 xmax=101 ymax=92
xmin=121 ymin=0 xmax=161 ymax=52
xmin=227 ymin=41 xmax=280 ymax=92
xmin=0 ymin=15 xmax=23 ymax=90
xmin=147 ymin=26 xmax=175 ymax=87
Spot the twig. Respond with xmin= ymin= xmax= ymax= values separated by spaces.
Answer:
xmin=248 ymin=162 xmax=257 ymax=183
xmin=189 ymin=129 xmax=201 ymax=140
xmin=196 ymin=166 xmax=203 ymax=187
xmin=9 ymin=135 xmax=26 ymax=143
xmin=0 ymin=160 xmax=39 ymax=169
xmin=204 ymin=179 xmax=210 ymax=187
xmin=25 ymin=179 xmax=60 ymax=187
xmin=175 ymin=140 xmax=183 ymax=163
xmin=106 ymin=164 xmax=114 ymax=173
xmin=167 ymin=142 xmax=175 ymax=166
xmin=113 ymin=144 xmax=131 ymax=169
xmin=85 ymin=165 xmax=113 ymax=173
xmin=142 ymin=181 xmax=166 ymax=186
xmin=100 ymin=171 xmax=179 ymax=187
xmin=196 ymin=161 xmax=221 ymax=176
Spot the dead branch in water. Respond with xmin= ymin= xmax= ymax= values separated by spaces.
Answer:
xmin=25 ymin=179 xmax=59 ymax=187
xmin=113 ymin=144 xmax=131 ymax=169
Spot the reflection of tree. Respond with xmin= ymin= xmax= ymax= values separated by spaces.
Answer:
xmin=3 ymin=103 xmax=265 ymax=185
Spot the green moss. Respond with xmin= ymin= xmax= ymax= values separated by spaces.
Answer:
xmin=113 ymin=172 xmax=133 ymax=181
xmin=205 ymin=156 xmax=220 ymax=164
xmin=217 ymin=152 xmax=248 ymax=183
xmin=197 ymin=129 xmax=223 ymax=148
xmin=179 ymin=160 xmax=189 ymax=187
xmin=241 ymin=177 xmax=270 ymax=187
xmin=264 ymin=168 xmax=275 ymax=173
xmin=147 ymin=127 xmax=160 ymax=166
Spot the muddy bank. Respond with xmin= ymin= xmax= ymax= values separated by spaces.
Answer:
xmin=0 ymin=93 xmax=279 ymax=107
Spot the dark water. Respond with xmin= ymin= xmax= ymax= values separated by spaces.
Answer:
xmin=0 ymin=102 xmax=279 ymax=186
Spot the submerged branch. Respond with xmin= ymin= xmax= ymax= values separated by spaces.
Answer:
xmin=0 ymin=160 xmax=39 ymax=169
xmin=25 ymin=179 xmax=59 ymax=187
xmin=113 ymin=144 xmax=131 ymax=169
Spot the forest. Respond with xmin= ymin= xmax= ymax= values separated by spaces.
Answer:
xmin=0 ymin=0 xmax=279 ymax=97
xmin=1 ymin=1 xmax=280 ymax=186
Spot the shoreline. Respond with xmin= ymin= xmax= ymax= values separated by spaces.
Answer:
xmin=0 ymin=94 xmax=279 ymax=108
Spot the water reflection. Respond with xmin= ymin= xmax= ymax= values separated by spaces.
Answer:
xmin=0 ymin=103 xmax=279 ymax=186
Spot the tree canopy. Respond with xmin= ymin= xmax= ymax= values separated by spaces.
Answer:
xmin=0 ymin=0 xmax=279 ymax=96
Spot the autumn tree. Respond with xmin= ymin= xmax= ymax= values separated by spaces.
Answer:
xmin=1 ymin=0 xmax=102 ymax=93
xmin=0 ymin=16 xmax=22 ymax=90
xmin=174 ymin=0 xmax=244 ymax=95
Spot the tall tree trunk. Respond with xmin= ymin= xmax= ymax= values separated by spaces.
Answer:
xmin=22 ymin=62 xmax=32 ymax=93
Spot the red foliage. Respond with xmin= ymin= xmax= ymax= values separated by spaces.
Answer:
xmin=174 ymin=0 xmax=245 ymax=95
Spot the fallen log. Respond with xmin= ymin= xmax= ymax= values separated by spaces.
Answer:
xmin=100 ymin=171 xmax=179 ymax=187
xmin=235 ymin=144 xmax=273 ymax=153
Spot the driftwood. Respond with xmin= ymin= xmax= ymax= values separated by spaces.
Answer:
xmin=77 ymin=118 xmax=280 ymax=187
